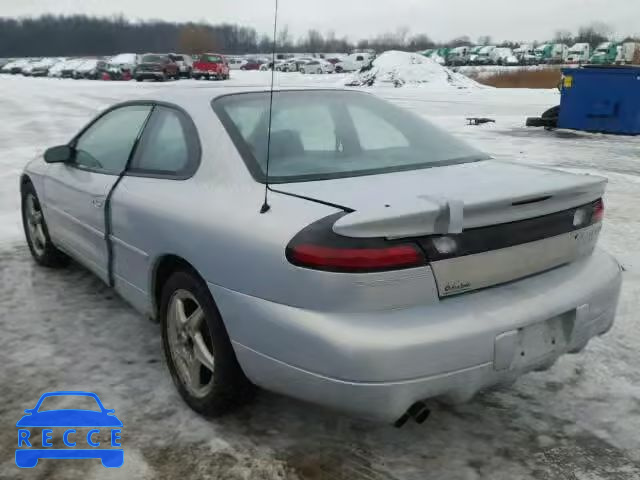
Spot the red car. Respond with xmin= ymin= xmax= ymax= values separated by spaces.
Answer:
xmin=192 ymin=53 xmax=230 ymax=80
xmin=240 ymin=58 xmax=263 ymax=71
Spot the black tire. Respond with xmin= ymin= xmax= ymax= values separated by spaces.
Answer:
xmin=136 ymin=77 xmax=142 ymax=82
xmin=21 ymin=182 xmax=69 ymax=268
xmin=160 ymin=270 xmax=254 ymax=417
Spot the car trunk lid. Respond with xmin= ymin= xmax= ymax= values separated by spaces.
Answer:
xmin=276 ymin=160 xmax=606 ymax=296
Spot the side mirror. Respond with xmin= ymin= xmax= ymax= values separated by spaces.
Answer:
xmin=44 ymin=145 xmax=73 ymax=164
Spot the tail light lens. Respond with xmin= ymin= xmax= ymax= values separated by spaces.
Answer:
xmin=286 ymin=213 xmax=426 ymax=273
xmin=592 ymin=198 xmax=604 ymax=223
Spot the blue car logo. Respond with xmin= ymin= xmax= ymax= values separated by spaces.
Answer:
xmin=16 ymin=391 xmax=123 ymax=468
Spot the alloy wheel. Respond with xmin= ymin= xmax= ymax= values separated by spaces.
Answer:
xmin=25 ymin=193 xmax=47 ymax=257
xmin=167 ymin=290 xmax=216 ymax=398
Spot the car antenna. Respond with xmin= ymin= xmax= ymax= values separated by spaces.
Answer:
xmin=260 ymin=0 xmax=279 ymax=214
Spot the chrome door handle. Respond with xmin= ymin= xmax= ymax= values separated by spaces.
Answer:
xmin=92 ymin=198 xmax=105 ymax=208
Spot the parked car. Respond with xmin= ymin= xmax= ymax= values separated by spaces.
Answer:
xmin=20 ymin=88 xmax=621 ymax=424
xmin=239 ymin=58 xmax=263 ymax=71
xmin=31 ymin=58 xmax=63 ymax=77
xmin=0 ymin=58 xmax=11 ymax=70
xmin=2 ymin=58 xmax=30 ymax=74
xmin=48 ymin=59 xmax=70 ymax=78
xmin=109 ymin=53 xmax=137 ymax=71
xmin=192 ymin=53 xmax=230 ymax=80
xmin=135 ymin=54 xmax=179 ymax=82
xmin=299 ymin=59 xmax=334 ymax=74
xmin=21 ymin=59 xmax=42 ymax=76
xmin=278 ymin=59 xmax=298 ymax=72
xmin=335 ymin=52 xmax=375 ymax=72
xmin=259 ymin=60 xmax=288 ymax=71
xmin=73 ymin=59 xmax=107 ymax=79
xmin=170 ymin=54 xmax=193 ymax=78
xmin=227 ymin=57 xmax=244 ymax=70
xmin=103 ymin=53 xmax=137 ymax=81
xmin=58 ymin=58 xmax=86 ymax=79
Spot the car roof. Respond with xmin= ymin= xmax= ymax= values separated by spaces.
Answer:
xmin=127 ymin=86 xmax=351 ymax=110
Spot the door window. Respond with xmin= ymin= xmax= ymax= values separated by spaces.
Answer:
xmin=74 ymin=105 xmax=152 ymax=174
xmin=130 ymin=106 xmax=200 ymax=177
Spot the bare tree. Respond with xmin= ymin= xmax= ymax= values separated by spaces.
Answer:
xmin=179 ymin=26 xmax=215 ymax=54
xmin=554 ymin=29 xmax=573 ymax=45
xmin=477 ymin=35 xmax=493 ymax=46
xmin=305 ymin=29 xmax=324 ymax=53
xmin=277 ymin=24 xmax=293 ymax=51
xmin=407 ymin=34 xmax=435 ymax=51
xmin=575 ymin=22 xmax=612 ymax=48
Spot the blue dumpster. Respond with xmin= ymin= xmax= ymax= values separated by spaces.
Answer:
xmin=559 ymin=66 xmax=640 ymax=135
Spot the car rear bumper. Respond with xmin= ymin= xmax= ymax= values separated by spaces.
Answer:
xmin=211 ymin=248 xmax=622 ymax=422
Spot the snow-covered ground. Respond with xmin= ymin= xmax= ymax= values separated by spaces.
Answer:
xmin=1 ymin=72 xmax=639 ymax=479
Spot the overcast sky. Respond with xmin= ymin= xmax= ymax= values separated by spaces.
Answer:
xmin=1 ymin=0 xmax=638 ymax=43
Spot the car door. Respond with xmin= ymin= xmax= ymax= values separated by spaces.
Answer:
xmin=109 ymin=105 xmax=201 ymax=314
xmin=43 ymin=104 xmax=153 ymax=283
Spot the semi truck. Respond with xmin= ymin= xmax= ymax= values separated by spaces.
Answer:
xmin=566 ymin=43 xmax=591 ymax=64
xmin=535 ymin=43 xmax=568 ymax=64
xmin=467 ymin=46 xmax=484 ymax=65
xmin=590 ymin=42 xmax=617 ymax=64
xmin=514 ymin=44 xmax=537 ymax=65
xmin=615 ymin=42 xmax=640 ymax=65
xmin=490 ymin=47 xmax=519 ymax=65
xmin=447 ymin=46 xmax=470 ymax=66
xmin=475 ymin=46 xmax=496 ymax=65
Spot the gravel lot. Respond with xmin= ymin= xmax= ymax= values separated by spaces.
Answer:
xmin=0 ymin=74 xmax=639 ymax=479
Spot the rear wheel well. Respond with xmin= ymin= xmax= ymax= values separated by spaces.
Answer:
xmin=152 ymin=255 xmax=202 ymax=320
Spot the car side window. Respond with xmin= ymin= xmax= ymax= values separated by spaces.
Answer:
xmin=74 ymin=105 xmax=152 ymax=174
xmin=129 ymin=106 xmax=200 ymax=177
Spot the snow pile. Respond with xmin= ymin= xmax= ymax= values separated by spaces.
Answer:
xmin=346 ymin=50 xmax=481 ymax=89
xmin=109 ymin=53 xmax=137 ymax=66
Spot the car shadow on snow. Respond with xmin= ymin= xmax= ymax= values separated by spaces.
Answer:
xmin=1 ymin=245 xmax=639 ymax=480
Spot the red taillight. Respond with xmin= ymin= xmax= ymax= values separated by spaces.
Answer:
xmin=593 ymin=199 xmax=604 ymax=223
xmin=290 ymin=244 xmax=424 ymax=272
xmin=286 ymin=213 xmax=426 ymax=273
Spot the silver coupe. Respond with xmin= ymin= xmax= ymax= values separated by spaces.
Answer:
xmin=21 ymin=87 xmax=622 ymax=424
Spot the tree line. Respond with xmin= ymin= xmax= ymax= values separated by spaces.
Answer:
xmin=0 ymin=15 xmax=628 ymax=58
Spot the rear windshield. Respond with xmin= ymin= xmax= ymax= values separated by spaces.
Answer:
xmin=203 ymin=55 xmax=223 ymax=63
xmin=213 ymin=90 xmax=488 ymax=183
xmin=142 ymin=55 xmax=165 ymax=63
